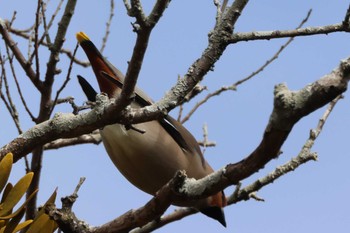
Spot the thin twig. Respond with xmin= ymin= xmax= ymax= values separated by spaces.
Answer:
xmin=31 ymin=0 xmax=42 ymax=80
xmin=0 ymin=51 xmax=22 ymax=134
xmin=73 ymin=177 xmax=86 ymax=196
xmin=9 ymin=27 xmax=90 ymax=67
xmin=9 ymin=11 xmax=17 ymax=27
xmin=234 ymin=9 xmax=312 ymax=86
xmin=40 ymin=0 xmax=65 ymax=45
xmin=181 ymin=85 xmax=236 ymax=124
xmin=0 ymin=19 xmax=42 ymax=90
xmin=5 ymin=43 xmax=36 ymax=121
xmin=229 ymin=23 xmax=348 ymax=43
xmin=177 ymin=104 xmax=183 ymax=122
xmin=181 ymin=9 xmax=312 ymax=124
xmin=44 ymin=131 xmax=101 ymax=150
xmin=198 ymin=123 xmax=216 ymax=153
xmin=100 ymin=0 xmax=114 ymax=54
xmin=49 ymin=43 xmax=79 ymax=116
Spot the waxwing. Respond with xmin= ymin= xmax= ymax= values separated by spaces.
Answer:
xmin=76 ymin=32 xmax=227 ymax=226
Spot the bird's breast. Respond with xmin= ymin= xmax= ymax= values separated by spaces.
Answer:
xmin=101 ymin=120 xmax=193 ymax=195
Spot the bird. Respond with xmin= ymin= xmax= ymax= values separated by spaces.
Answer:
xmin=76 ymin=31 xmax=227 ymax=226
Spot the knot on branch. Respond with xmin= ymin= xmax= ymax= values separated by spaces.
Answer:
xmin=178 ymin=168 xmax=226 ymax=199
xmin=94 ymin=93 xmax=110 ymax=117
xmin=51 ymin=112 xmax=76 ymax=130
xmin=340 ymin=58 xmax=350 ymax=80
xmin=274 ymin=83 xmax=294 ymax=110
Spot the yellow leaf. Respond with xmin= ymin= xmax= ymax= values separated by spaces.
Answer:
xmin=0 ymin=173 xmax=34 ymax=217
xmin=1 ymin=184 xmax=13 ymax=204
xmin=0 ymin=153 xmax=13 ymax=194
xmin=13 ymin=220 xmax=33 ymax=232
xmin=25 ymin=214 xmax=50 ymax=233
xmin=3 ymin=207 xmax=25 ymax=233
xmin=0 ymin=189 xmax=38 ymax=220
xmin=37 ymin=217 xmax=56 ymax=233
xmin=26 ymin=189 xmax=57 ymax=233
xmin=33 ymin=189 xmax=57 ymax=220
xmin=0 ymin=220 xmax=5 ymax=229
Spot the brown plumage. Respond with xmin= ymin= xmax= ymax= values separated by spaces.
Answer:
xmin=76 ymin=32 xmax=227 ymax=226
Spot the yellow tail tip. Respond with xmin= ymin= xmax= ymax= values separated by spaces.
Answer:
xmin=76 ymin=31 xmax=90 ymax=43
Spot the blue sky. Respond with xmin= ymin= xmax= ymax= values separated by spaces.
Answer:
xmin=1 ymin=1 xmax=350 ymax=232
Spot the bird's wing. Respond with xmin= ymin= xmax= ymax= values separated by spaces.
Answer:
xmin=99 ymin=71 xmax=203 ymax=158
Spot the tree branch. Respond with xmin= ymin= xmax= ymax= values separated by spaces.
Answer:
xmin=181 ymin=9 xmax=312 ymax=124
xmin=0 ymin=19 xmax=43 ymax=90
xmin=116 ymin=0 xmax=171 ymax=111
xmin=230 ymin=23 xmax=350 ymax=43
xmin=44 ymin=131 xmax=101 ymax=150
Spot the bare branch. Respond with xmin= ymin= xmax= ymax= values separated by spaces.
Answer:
xmin=44 ymin=131 xmax=101 ymax=150
xmin=147 ymin=0 xmax=171 ymax=27
xmin=181 ymin=9 xmax=312 ymax=124
xmin=49 ymin=43 xmax=79 ymax=116
xmin=46 ymin=178 xmax=89 ymax=233
xmin=139 ymin=0 xmax=249 ymax=118
xmin=5 ymin=43 xmax=36 ymax=121
xmin=198 ymin=123 xmax=216 ymax=150
xmin=43 ymin=0 xmax=77 ymax=88
xmin=9 ymin=27 xmax=90 ymax=66
xmin=230 ymin=23 xmax=349 ymax=43
xmin=181 ymin=85 xmax=236 ymax=124
xmin=32 ymin=0 xmax=42 ymax=80
xmin=127 ymin=0 xmax=147 ymax=26
xmin=9 ymin=11 xmax=17 ymax=27
xmin=100 ymin=0 xmax=115 ymax=54
xmin=0 ymin=52 xmax=22 ymax=134
xmin=26 ymin=0 xmax=78 ymax=221
xmin=0 ymin=19 xmax=43 ymax=90
xmin=116 ymin=0 xmax=172 ymax=113
xmin=39 ymin=0 xmax=65 ymax=46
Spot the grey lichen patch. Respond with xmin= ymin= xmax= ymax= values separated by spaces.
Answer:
xmin=51 ymin=112 xmax=76 ymax=131
xmin=21 ymin=123 xmax=50 ymax=139
xmin=94 ymin=93 xmax=110 ymax=115
xmin=179 ymin=168 xmax=224 ymax=197
xmin=340 ymin=58 xmax=350 ymax=79
xmin=273 ymin=83 xmax=296 ymax=110
xmin=292 ymin=83 xmax=313 ymax=110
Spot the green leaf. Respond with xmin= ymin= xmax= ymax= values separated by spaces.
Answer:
xmin=0 ymin=172 xmax=34 ymax=217
xmin=0 ymin=153 xmax=13 ymax=194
